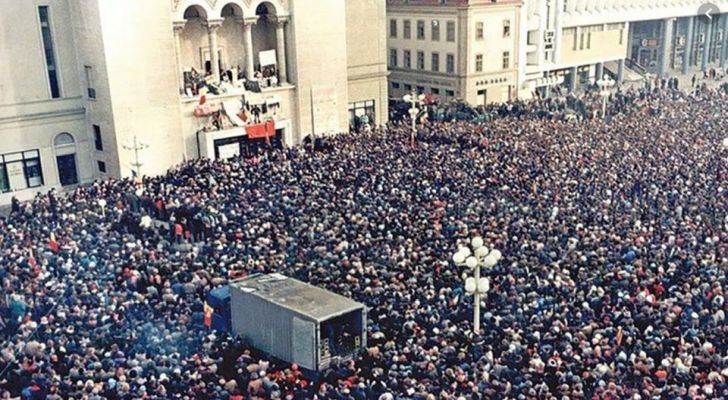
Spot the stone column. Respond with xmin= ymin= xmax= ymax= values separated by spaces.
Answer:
xmin=240 ymin=17 xmax=258 ymax=80
xmin=173 ymin=21 xmax=186 ymax=93
xmin=683 ymin=16 xmax=695 ymax=74
xmin=660 ymin=18 xmax=674 ymax=76
xmin=273 ymin=16 xmax=289 ymax=84
xmin=703 ymin=18 xmax=713 ymax=70
xmin=205 ymin=19 xmax=223 ymax=84
xmin=722 ymin=15 xmax=728 ymax=67
xmin=617 ymin=59 xmax=625 ymax=82
xmin=595 ymin=62 xmax=604 ymax=80
xmin=568 ymin=66 xmax=578 ymax=92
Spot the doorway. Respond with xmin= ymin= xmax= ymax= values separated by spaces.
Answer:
xmin=56 ymin=154 xmax=78 ymax=186
xmin=54 ymin=132 xmax=78 ymax=186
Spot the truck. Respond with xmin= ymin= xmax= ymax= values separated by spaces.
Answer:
xmin=205 ymin=273 xmax=367 ymax=371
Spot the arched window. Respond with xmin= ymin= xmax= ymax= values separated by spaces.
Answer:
xmin=54 ymin=132 xmax=75 ymax=146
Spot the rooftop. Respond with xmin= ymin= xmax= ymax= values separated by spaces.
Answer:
xmin=230 ymin=273 xmax=365 ymax=322
xmin=386 ymin=0 xmax=520 ymax=6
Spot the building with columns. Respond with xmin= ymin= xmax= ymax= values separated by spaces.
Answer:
xmin=521 ymin=0 xmax=728 ymax=97
xmin=386 ymin=0 xmax=522 ymax=106
xmin=0 ymin=0 xmax=388 ymax=203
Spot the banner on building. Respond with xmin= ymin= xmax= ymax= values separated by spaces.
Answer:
xmin=259 ymin=50 xmax=277 ymax=67
xmin=310 ymin=84 xmax=340 ymax=135
xmin=246 ymin=120 xmax=276 ymax=139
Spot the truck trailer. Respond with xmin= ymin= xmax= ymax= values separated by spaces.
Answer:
xmin=229 ymin=273 xmax=367 ymax=371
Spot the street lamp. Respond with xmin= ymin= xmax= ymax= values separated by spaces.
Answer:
xmin=596 ymin=75 xmax=615 ymax=119
xmin=122 ymin=136 xmax=150 ymax=177
xmin=403 ymin=90 xmax=427 ymax=146
xmin=452 ymin=236 xmax=502 ymax=335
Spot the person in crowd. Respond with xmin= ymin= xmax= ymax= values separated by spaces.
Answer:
xmin=0 ymin=83 xmax=726 ymax=399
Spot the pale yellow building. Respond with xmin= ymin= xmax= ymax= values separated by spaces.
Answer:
xmin=0 ymin=0 xmax=388 ymax=203
xmin=386 ymin=0 xmax=521 ymax=106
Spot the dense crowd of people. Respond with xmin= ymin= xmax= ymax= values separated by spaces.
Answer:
xmin=1 ymin=83 xmax=727 ymax=399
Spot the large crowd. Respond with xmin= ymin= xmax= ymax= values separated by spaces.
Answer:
xmin=1 ymin=83 xmax=727 ymax=400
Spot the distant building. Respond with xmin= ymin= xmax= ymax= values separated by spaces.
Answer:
xmin=386 ymin=0 xmax=522 ymax=106
xmin=522 ymin=0 xmax=728 ymax=97
xmin=0 ymin=0 xmax=388 ymax=203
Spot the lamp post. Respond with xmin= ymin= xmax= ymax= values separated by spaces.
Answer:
xmin=452 ymin=236 xmax=502 ymax=335
xmin=596 ymin=75 xmax=615 ymax=119
xmin=122 ymin=135 xmax=150 ymax=177
xmin=403 ymin=90 xmax=427 ymax=146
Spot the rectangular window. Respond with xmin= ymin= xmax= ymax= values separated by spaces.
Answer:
xmin=475 ymin=54 xmax=483 ymax=72
xmin=587 ymin=33 xmax=592 ymax=49
xmin=404 ymin=20 xmax=411 ymax=39
xmin=417 ymin=51 xmax=425 ymax=70
xmin=416 ymin=86 xmax=425 ymax=94
xmin=476 ymin=22 xmax=484 ymax=39
xmin=431 ymin=87 xmax=440 ymax=95
xmin=2 ymin=150 xmax=45 ymax=189
xmin=502 ymin=51 xmax=510 ymax=69
xmin=446 ymin=53 xmax=455 ymax=73
xmin=97 ymin=161 xmax=107 ymax=173
xmin=431 ymin=52 xmax=440 ymax=72
xmin=85 ymin=65 xmax=96 ymax=99
xmin=446 ymin=89 xmax=454 ymax=97
xmin=38 ymin=6 xmax=60 ymax=99
xmin=417 ymin=20 xmax=425 ymax=40
xmin=404 ymin=83 xmax=412 ymax=91
xmin=432 ymin=20 xmax=440 ymax=41
xmin=0 ymin=163 xmax=9 ymax=193
xmin=390 ymin=19 xmax=397 ymax=38
xmin=403 ymin=50 xmax=411 ymax=68
xmin=348 ymin=100 xmax=376 ymax=131
xmin=390 ymin=49 xmax=398 ymax=68
xmin=93 ymin=124 xmax=103 ymax=151
xmin=579 ymin=32 xmax=585 ymax=50
xmin=447 ymin=21 xmax=455 ymax=42
xmin=503 ymin=20 xmax=511 ymax=37
xmin=391 ymin=82 xmax=400 ymax=89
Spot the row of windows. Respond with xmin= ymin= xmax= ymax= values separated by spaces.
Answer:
xmin=390 ymin=49 xmax=511 ymax=72
xmin=391 ymin=82 xmax=455 ymax=98
xmin=390 ymin=19 xmax=456 ymax=42
xmin=475 ymin=20 xmax=511 ymax=40
xmin=475 ymin=52 xmax=511 ymax=72
xmin=390 ymin=49 xmax=456 ymax=73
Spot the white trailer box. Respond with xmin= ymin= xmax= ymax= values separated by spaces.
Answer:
xmin=229 ymin=273 xmax=367 ymax=371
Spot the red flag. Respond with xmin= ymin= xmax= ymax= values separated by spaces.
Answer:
xmin=203 ymin=301 xmax=213 ymax=328
xmin=48 ymin=232 xmax=59 ymax=253
xmin=616 ymin=326 xmax=624 ymax=346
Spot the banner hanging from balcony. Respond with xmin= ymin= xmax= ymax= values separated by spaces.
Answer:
xmin=246 ymin=120 xmax=276 ymax=139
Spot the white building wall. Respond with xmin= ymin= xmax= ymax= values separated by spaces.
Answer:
xmin=98 ymin=0 xmax=185 ymax=178
xmin=346 ymin=0 xmax=390 ymax=126
xmin=68 ymin=0 xmax=121 ymax=179
xmin=0 ymin=0 xmax=82 ymax=104
xmin=288 ymin=0 xmax=350 ymax=139
xmin=0 ymin=0 xmax=92 ymax=202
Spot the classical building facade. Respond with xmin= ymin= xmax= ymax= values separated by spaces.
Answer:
xmin=386 ymin=0 xmax=522 ymax=106
xmin=0 ymin=0 xmax=388 ymax=203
